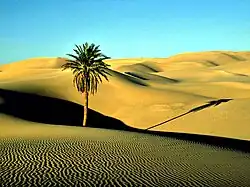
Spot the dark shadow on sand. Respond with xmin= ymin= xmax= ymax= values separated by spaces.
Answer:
xmin=145 ymin=99 xmax=233 ymax=130
xmin=221 ymin=52 xmax=246 ymax=61
xmin=0 ymin=88 xmax=249 ymax=153
xmin=140 ymin=98 xmax=250 ymax=153
xmin=0 ymin=88 xmax=129 ymax=130
xmin=134 ymin=129 xmax=250 ymax=153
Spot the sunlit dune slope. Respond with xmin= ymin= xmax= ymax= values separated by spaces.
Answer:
xmin=0 ymin=51 xmax=250 ymax=140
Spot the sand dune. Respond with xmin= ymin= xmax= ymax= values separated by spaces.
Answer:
xmin=0 ymin=57 xmax=67 ymax=71
xmin=1 ymin=51 xmax=250 ymax=185
xmin=0 ymin=51 xmax=250 ymax=139
xmin=1 ymin=51 xmax=250 ymax=139
xmin=161 ymin=51 xmax=248 ymax=65
xmin=154 ymin=98 xmax=250 ymax=140
xmin=211 ymin=61 xmax=250 ymax=76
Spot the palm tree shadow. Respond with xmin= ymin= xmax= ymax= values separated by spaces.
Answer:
xmin=138 ymin=98 xmax=250 ymax=153
xmin=146 ymin=99 xmax=233 ymax=130
xmin=0 ymin=88 xmax=131 ymax=131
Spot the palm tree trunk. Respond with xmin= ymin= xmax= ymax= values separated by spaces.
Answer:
xmin=83 ymin=90 xmax=88 ymax=126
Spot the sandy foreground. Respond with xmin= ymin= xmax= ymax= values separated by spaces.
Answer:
xmin=1 ymin=51 xmax=250 ymax=185
xmin=1 ymin=122 xmax=250 ymax=186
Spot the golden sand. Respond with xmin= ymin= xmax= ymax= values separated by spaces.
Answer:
xmin=1 ymin=51 xmax=250 ymax=185
xmin=1 ymin=51 xmax=250 ymax=139
xmin=1 ymin=121 xmax=250 ymax=186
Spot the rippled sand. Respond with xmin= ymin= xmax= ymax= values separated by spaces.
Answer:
xmin=1 ymin=127 xmax=250 ymax=186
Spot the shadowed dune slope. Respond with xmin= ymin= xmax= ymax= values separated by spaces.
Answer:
xmin=1 ymin=51 xmax=250 ymax=140
xmin=0 ymin=88 xmax=129 ymax=131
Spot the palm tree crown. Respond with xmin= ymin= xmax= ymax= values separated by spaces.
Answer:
xmin=62 ymin=43 xmax=111 ymax=94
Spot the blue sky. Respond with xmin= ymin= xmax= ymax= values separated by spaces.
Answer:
xmin=0 ymin=0 xmax=250 ymax=63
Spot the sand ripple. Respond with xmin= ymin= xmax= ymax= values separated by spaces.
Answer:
xmin=0 ymin=131 xmax=250 ymax=186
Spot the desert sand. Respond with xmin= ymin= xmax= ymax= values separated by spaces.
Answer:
xmin=1 ymin=51 xmax=250 ymax=139
xmin=1 ymin=123 xmax=250 ymax=186
xmin=1 ymin=51 xmax=250 ymax=186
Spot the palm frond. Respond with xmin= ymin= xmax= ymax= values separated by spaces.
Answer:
xmin=66 ymin=54 xmax=81 ymax=63
xmin=61 ymin=42 xmax=111 ymax=95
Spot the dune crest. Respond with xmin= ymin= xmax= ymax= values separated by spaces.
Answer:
xmin=0 ymin=57 xmax=67 ymax=71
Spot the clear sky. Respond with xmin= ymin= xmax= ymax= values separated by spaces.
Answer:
xmin=1 ymin=0 xmax=250 ymax=63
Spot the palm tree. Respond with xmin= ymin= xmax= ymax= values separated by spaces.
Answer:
xmin=61 ymin=42 xmax=111 ymax=126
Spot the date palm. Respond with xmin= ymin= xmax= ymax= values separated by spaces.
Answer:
xmin=61 ymin=43 xmax=111 ymax=126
